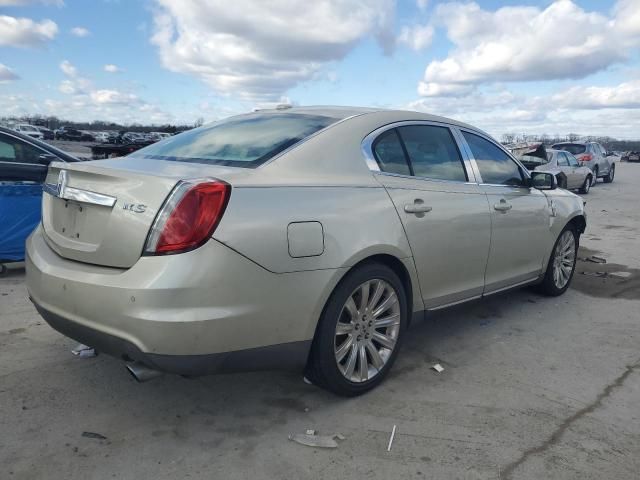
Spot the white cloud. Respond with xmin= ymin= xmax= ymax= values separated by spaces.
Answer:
xmin=0 ymin=15 xmax=58 ymax=47
xmin=59 ymin=59 xmax=77 ymax=77
xmin=70 ymin=26 xmax=90 ymax=37
xmin=416 ymin=0 xmax=428 ymax=10
xmin=398 ymin=24 xmax=433 ymax=51
xmin=551 ymin=80 xmax=640 ymax=110
xmin=103 ymin=64 xmax=123 ymax=73
xmin=90 ymin=89 xmax=139 ymax=105
xmin=150 ymin=0 xmax=395 ymax=100
xmin=418 ymin=0 xmax=640 ymax=97
xmin=0 ymin=63 xmax=19 ymax=82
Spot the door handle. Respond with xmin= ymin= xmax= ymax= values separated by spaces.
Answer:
xmin=494 ymin=199 xmax=512 ymax=212
xmin=404 ymin=203 xmax=432 ymax=214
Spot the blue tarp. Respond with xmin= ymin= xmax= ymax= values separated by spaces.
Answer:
xmin=0 ymin=183 xmax=42 ymax=262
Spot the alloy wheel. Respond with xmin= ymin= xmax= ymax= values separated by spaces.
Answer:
xmin=552 ymin=230 xmax=576 ymax=289
xmin=334 ymin=279 xmax=400 ymax=383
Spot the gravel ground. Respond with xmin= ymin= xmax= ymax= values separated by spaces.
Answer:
xmin=1 ymin=162 xmax=639 ymax=480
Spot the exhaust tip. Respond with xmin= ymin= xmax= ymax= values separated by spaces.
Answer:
xmin=126 ymin=362 xmax=163 ymax=383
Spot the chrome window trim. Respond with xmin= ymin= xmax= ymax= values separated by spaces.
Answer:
xmin=456 ymin=127 xmax=532 ymax=188
xmin=361 ymin=120 xmax=478 ymax=184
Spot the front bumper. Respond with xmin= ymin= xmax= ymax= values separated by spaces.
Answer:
xmin=26 ymin=225 xmax=340 ymax=374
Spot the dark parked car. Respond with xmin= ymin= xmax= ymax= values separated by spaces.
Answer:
xmin=54 ymin=126 xmax=94 ymax=141
xmin=0 ymin=126 xmax=80 ymax=267
xmin=35 ymin=126 xmax=54 ymax=140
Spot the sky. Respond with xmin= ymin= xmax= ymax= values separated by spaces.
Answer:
xmin=0 ymin=0 xmax=639 ymax=139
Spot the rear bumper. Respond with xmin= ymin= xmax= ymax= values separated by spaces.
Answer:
xmin=33 ymin=302 xmax=310 ymax=375
xmin=26 ymin=225 xmax=341 ymax=372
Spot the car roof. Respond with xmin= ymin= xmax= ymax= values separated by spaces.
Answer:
xmin=251 ymin=105 xmax=481 ymax=131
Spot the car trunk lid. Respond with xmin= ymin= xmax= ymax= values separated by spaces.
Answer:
xmin=41 ymin=158 xmax=248 ymax=268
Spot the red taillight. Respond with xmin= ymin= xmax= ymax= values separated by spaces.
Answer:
xmin=144 ymin=179 xmax=230 ymax=255
xmin=578 ymin=153 xmax=593 ymax=162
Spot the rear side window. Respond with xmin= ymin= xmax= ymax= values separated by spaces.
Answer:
xmin=396 ymin=125 xmax=467 ymax=182
xmin=554 ymin=143 xmax=586 ymax=155
xmin=372 ymin=129 xmax=411 ymax=176
xmin=133 ymin=113 xmax=339 ymax=168
xmin=463 ymin=132 xmax=524 ymax=186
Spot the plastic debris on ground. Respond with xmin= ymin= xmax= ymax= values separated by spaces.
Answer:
xmin=580 ymin=271 xmax=608 ymax=277
xmin=585 ymin=255 xmax=607 ymax=264
xmin=72 ymin=344 xmax=97 ymax=358
xmin=289 ymin=431 xmax=344 ymax=448
xmin=387 ymin=425 xmax=397 ymax=452
xmin=82 ymin=431 xmax=107 ymax=440
xmin=431 ymin=363 xmax=445 ymax=373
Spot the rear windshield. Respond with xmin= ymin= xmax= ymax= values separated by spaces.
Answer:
xmin=519 ymin=155 xmax=548 ymax=169
xmin=132 ymin=113 xmax=339 ymax=168
xmin=553 ymin=143 xmax=586 ymax=155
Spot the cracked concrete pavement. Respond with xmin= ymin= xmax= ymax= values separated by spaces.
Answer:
xmin=1 ymin=162 xmax=639 ymax=480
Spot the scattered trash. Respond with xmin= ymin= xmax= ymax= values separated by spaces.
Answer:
xmin=431 ymin=363 xmax=444 ymax=373
xmin=580 ymin=271 xmax=608 ymax=278
xmin=288 ymin=431 xmax=344 ymax=448
xmin=82 ymin=431 xmax=107 ymax=440
xmin=585 ymin=255 xmax=607 ymax=264
xmin=387 ymin=425 xmax=397 ymax=452
xmin=72 ymin=344 xmax=97 ymax=358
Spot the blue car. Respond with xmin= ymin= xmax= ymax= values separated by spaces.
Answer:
xmin=0 ymin=126 xmax=80 ymax=272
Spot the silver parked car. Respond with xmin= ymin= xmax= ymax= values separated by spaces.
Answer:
xmin=25 ymin=107 xmax=586 ymax=395
xmin=520 ymin=148 xmax=593 ymax=194
xmin=552 ymin=141 xmax=615 ymax=184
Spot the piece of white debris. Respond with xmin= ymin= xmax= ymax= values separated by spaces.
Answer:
xmin=289 ymin=432 xmax=341 ymax=448
xmin=303 ymin=376 xmax=313 ymax=385
xmin=387 ymin=425 xmax=397 ymax=452
xmin=305 ymin=429 xmax=316 ymax=435
xmin=71 ymin=344 xmax=97 ymax=358
xmin=432 ymin=363 xmax=444 ymax=373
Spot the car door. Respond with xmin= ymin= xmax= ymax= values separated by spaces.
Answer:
xmin=565 ymin=152 xmax=583 ymax=188
xmin=459 ymin=130 xmax=550 ymax=293
xmin=0 ymin=132 xmax=50 ymax=183
xmin=556 ymin=151 xmax=578 ymax=188
xmin=366 ymin=123 xmax=491 ymax=309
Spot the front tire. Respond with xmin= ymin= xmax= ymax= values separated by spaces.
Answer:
xmin=579 ymin=175 xmax=591 ymax=194
xmin=537 ymin=227 xmax=578 ymax=296
xmin=306 ymin=263 xmax=408 ymax=396
xmin=603 ymin=164 xmax=615 ymax=183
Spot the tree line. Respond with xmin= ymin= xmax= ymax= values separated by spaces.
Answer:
xmin=0 ymin=115 xmax=197 ymax=134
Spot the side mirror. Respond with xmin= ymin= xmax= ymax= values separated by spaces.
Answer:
xmin=530 ymin=171 xmax=557 ymax=190
xmin=37 ymin=153 xmax=57 ymax=165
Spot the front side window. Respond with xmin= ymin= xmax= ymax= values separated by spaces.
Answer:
xmin=132 ymin=113 xmax=339 ymax=168
xmin=372 ymin=129 xmax=411 ymax=176
xmin=567 ymin=153 xmax=580 ymax=167
xmin=396 ymin=125 xmax=467 ymax=182
xmin=463 ymin=132 xmax=524 ymax=186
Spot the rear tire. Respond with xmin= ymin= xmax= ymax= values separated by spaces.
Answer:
xmin=603 ymin=164 xmax=615 ymax=183
xmin=579 ymin=175 xmax=591 ymax=194
xmin=537 ymin=226 xmax=578 ymax=297
xmin=305 ymin=263 xmax=408 ymax=396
